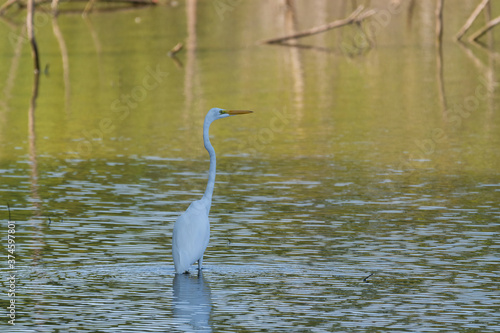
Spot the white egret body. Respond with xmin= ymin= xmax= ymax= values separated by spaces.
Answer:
xmin=172 ymin=108 xmax=252 ymax=274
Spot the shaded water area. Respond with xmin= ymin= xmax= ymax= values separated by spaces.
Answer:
xmin=1 ymin=1 xmax=500 ymax=332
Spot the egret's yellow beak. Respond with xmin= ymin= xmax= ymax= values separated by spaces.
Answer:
xmin=226 ymin=110 xmax=253 ymax=115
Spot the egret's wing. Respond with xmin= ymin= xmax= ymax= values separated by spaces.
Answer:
xmin=172 ymin=201 xmax=210 ymax=272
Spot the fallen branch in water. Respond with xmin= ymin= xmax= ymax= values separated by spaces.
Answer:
xmin=363 ymin=272 xmax=374 ymax=283
xmin=168 ymin=42 xmax=183 ymax=57
xmin=42 ymin=0 xmax=158 ymax=4
xmin=167 ymin=42 xmax=184 ymax=68
xmin=0 ymin=0 xmax=19 ymax=15
xmin=261 ymin=5 xmax=377 ymax=44
xmin=82 ymin=0 xmax=97 ymax=16
xmin=470 ymin=15 xmax=500 ymax=42
xmin=0 ymin=0 xmax=157 ymax=14
xmin=455 ymin=0 xmax=490 ymax=40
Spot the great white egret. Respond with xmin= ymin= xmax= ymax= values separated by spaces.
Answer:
xmin=172 ymin=108 xmax=253 ymax=274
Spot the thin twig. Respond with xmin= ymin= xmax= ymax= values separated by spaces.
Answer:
xmin=435 ymin=0 xmax=444 ymax=43
xmin=0 ymin=0 xmax=19 ymax=15
xmin=168 ymin=42 xmax=183 ymax=57
xmin=51 ymin=0 xmax=58 ymax=14
xmin=82 ymin=0 xmax=97 ymax=16
xmin=455 ymin=0 xmax=490 ymax=40
xmin=8 ymin=0 xmax=157 ymax=7
xmin=470 ymin=15 xmax=500 ymax=42
xmin=355 ymin=9 xmax=377 ymax=22
xmin=261 ymin=5 xmax=376 ymax=44
xmin=363 ymin=273 xmax=374 ymax=282
xmin=271 ymin=42 xmax=334 ymax=53
xmin=27 ymin=0 xmax=40 ymax=74
xmin=168 ymin=43 xmax=184 ymax=68
xmin=39 ymin=0 xmax=157 ymax=4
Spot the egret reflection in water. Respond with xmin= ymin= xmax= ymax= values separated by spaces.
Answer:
xmin=172 ymin=272 xmax=212 ymax=332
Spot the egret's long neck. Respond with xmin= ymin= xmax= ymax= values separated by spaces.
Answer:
xmin=202 ymin=117 xmax=216 ymax=211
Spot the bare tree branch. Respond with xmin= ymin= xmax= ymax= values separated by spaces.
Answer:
xmin=455 ymin=0 xmax=490 ymax=40
xmin=0 ymin=0 xmax=20 ymax=15
xmin=470 ymin=15 xmax=500 ymax=42
xmin=261 ymin=5 xmax=376 ymax=45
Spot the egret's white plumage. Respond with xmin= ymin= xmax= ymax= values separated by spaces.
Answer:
xmin=172 ymin=108 xmax=252 ymax=274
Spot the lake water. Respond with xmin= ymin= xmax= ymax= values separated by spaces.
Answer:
xmin=1 ymin=1 xmax=499 ymax=332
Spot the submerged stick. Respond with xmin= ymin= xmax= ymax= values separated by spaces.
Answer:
xmin=455 ymin=0 xmax=490 ymax=40
xmin=261 ymin=5 xmax=376 ymax=44
xmin=363 ymin=273 xmax=374 ymax=282
xmin=470 ymin=15 xmax=500 ymax=42
xmin=168 ymin=42 xmax=183 ymax=57
xmin=168 ymin=42 xmax=184 ymax=68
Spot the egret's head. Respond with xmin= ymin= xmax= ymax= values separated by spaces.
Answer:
xmin=207 ymin=108 xmax=253 ymax=122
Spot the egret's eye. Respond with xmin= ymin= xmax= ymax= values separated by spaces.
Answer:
xmin=219 ymin=110 xmax=226 ymax=115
